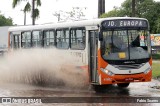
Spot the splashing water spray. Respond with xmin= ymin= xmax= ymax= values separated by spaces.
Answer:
xmin=0 ymin=48 xmax=89 ymax=88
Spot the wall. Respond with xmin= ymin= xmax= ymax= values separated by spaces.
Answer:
xmin=0 ymin=26 xmax=9 ymax=49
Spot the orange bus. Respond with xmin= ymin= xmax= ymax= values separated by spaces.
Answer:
xmin=8 ymin=17 xmax=152 ymax=91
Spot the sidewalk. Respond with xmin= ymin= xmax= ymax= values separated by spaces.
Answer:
xmin=150 ymin=79 xmax=160 ymax=89
xmin=153 ymin=60 xmax=160 ymax=63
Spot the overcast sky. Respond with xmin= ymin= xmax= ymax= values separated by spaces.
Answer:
xmin=0 ymin=0 xmax=129 ymax=25
xmin=0 ymin=0 xmax=160 ymax=25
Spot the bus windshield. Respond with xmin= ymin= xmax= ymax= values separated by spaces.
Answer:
xmin=101 ymin=29 xmax=151 ymax=62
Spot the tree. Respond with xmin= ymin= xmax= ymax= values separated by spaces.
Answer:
xmin=98 ymin=0 xmax=105 ymax=17
xmin=156 ymin=18 xmax=160 ymax=33
xmin=132 ymin=0 xmax=135 ymax=17
xmin=0 ymin=13 xmax=13 ymax=26
xmin=53 ymin=7 xmax=87 ymax=22
xmin=100 ymin=7 xmax=123 ymax=18
xmin=66 ymin=7 xmax=86 ymax=21
xmin=101 ymin=0 xmax=160 ymax=33
xmin=12 ymin=0 xmax=41 ymax=25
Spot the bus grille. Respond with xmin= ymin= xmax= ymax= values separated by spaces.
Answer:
xmin=112 ymin=63 xmax=145 ymax=70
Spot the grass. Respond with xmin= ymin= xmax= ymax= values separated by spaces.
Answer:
xmin=152 ymin=62 xmax=160 ymax=78
xmin=152 ymin=52 xmax=160 ymax=60
xmin=151 ymin=51 xmax=160 ymax=78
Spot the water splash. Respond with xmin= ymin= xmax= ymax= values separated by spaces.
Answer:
xmin=0 ymin=48 xmax=88 ymax=88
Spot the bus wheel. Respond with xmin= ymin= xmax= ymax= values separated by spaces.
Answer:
xmin=117 ymin=83 xmax=130 ymax=88
xmin=92 ymin=85 xmax=111 ymax=92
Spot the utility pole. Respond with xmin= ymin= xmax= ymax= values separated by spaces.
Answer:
xmin=32 ymin=0 xmax=35 ymax=25
xmin=98 ymin=0 xmax=105 ymax=18
xmin=132 ymin=0 xmax=135 ymax=17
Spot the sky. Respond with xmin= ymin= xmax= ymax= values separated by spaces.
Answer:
xmin=0 ymin=0 xmax=160 ymax=25
xmin=0 ymin=0 xmax=126 ymax=25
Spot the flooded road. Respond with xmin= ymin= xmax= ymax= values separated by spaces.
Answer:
xmin=0 ymin=80 xmax=160 ymax=106
xmin=0 ymin=81 xmax=160 ymax=97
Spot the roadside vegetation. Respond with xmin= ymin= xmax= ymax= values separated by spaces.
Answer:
xmin=152 ymin=62 xmax=160 ymax=79
xmin=0 ymin=13 xmax=13 ymax=26
xmin=100 ymin=0 xmax=160 ymax=34
xmin=152 ymin=52 xmax=160 ymax=60
xmin=152 ymin=52 xmax=160 ymax=79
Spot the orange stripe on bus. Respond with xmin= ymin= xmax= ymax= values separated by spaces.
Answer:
xmin=79 ymin=65 xmax=88 ymax=71
xmin=8 ymin=32 xmax=10 ymax=50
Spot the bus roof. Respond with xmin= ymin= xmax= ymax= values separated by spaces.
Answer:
xmin=8 ymin=17 xmax=148 ymax=32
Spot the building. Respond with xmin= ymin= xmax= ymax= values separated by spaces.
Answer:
xmin=0 ymin=26 xmax=9 ymax=55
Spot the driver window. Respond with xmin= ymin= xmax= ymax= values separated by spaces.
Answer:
xmin=113 ymin=31 xmax=127 ymax=50
xmin=139 ymin=31 xmax=148 ymax=47
xmin=102 ymin=31 xmax=112 ymax=55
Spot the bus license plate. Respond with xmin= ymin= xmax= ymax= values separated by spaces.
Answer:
xmin=125 ymin=78 xmax=134 ymax=81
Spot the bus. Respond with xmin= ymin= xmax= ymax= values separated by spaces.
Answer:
xmin=8 ymin=17 xmax=152 ymax=91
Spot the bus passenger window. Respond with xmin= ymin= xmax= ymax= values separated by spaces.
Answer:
xmin=32 ymin=31 xmax=42 ymax=48
xmin=44 ymin=30 xmax=55 ymax=48
xmin=13 ymin=34 xmax=20 ymax=49
xmin=21 ymin=31 xmax=31 ymax=48
xmin=10 ymin=33 xmax=13 ymax=49
xmin=71 ymin=28 xmax=85 ymax=50
xmin=56 ymin=29 xmax=69 ymax=49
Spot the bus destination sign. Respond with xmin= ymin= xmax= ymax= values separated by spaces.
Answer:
xmin=102 ymin=19 xmax=148 ymax=28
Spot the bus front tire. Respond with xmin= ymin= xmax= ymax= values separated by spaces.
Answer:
xmin=117 ymin=83 xmax=130 ymax=88
xmin=92 ymin=85 xmax=112 ymax=92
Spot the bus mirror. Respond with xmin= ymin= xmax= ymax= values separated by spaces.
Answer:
xmin=99 ymin=31 xmax=103 ymax=41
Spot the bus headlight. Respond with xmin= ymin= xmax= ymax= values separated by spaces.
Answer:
xmin=100 ymin=68 xmax=108 ymax=73
xmin=144 ymin=67 xmax=151 ymax=74
xmin=108 ymin=71 xmax=114 ymax=76
xmin=100 ymin=68 xmax=114 ymax=76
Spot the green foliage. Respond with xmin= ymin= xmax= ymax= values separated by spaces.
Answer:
xmin=32 ymin=8 xmax=39 ymax=19
xmin=152 ymin=52 xmax=160 ymax=60
xmin=101 ymin=0 xmax=160 ymax=33
xmin=152 ymin=52 xmax=160 ymax=78
xmin=12 ymin=0 xmax=41 ymax=23
xmin=152 ymin=62 xmax=160 ymax=78
xmin=156 ymin=18 xmax=160 ymax=33
xmin=0 ymin=14 xmax=13 ymax=26
xmin=100 ymin=8 xmax=123 ymax=18
xmin=121 ymin=0 xmax=132 ymax=16
xmin=12 ymin=0 xmax=20 ymax=8
xmin=24 ymin=2 xmax=31 ymax=12
xmin=36 ymin=0 xmax=41 ymax=7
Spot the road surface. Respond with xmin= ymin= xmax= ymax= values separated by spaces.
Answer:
xmin=0 ymin=79 xmax=160 ymax=106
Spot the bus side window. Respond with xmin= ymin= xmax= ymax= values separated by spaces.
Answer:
xmin=43 ymin=30 xmax=55 ymax=48
xmin=56 ymin=29 xmax=69 ymax=49
xmin=70 ymin=27 xmax=86 ymax=50
xmin=13 ymin=34 xmax=20 ymax=49
xmin=21 ymin=31 xmax=31 ymax=48
xmin=9 ymin=32 xmax=13 ymax=49
xmin=32 ymin=30 xmax=42 ymax=48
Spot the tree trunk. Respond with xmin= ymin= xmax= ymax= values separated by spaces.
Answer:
xmin=32 ymin=0 xmax=35 ymax=25
xmin=24 ymin=11 xmax=26 ymax=25
xmin=132 ymin=0 xmax=135 ymax=17
xmin=98 ymin=0 xmax=105 ymax=18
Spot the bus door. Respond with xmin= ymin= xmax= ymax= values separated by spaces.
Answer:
xmin=88 ymin=30 xmax=98 ymax=83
